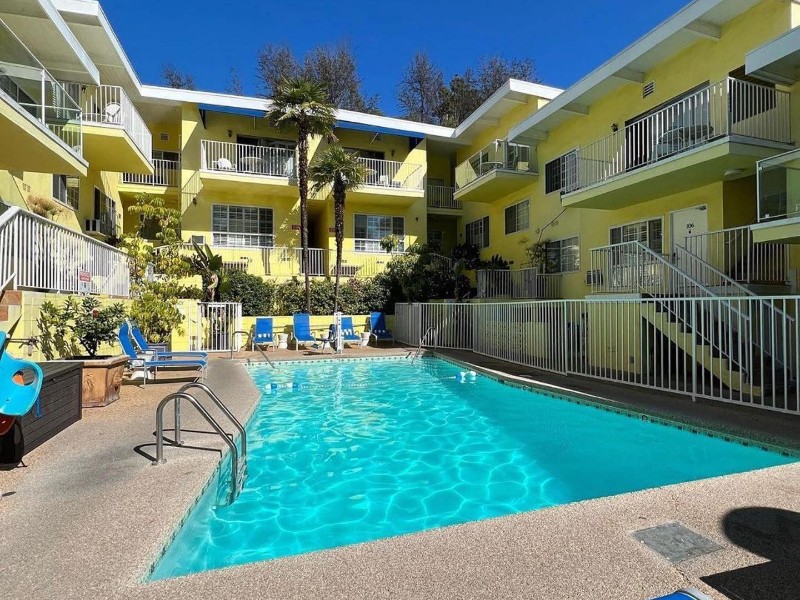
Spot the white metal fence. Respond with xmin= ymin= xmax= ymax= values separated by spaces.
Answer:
xmin=477 ymin=268 xmax=561 ymax=299
xmin=426 ymin=185 xmax=461 ymax=209
xmin=121 ymin=159 xmax=180 ymax=187
xmin=201 ymin=140 xmax=296 ymax=177
xmin=684 ymin=226 xmax=789 ymax=285
xmin=569 ymin=78 xmax=791 ymax=193
xmin=0 ymin=207 xmax=130 ymax=297
xmin=82 ymin=85 xmax=152 ymax=159
xmin=359 ymin=158 xmax=424 ymax=190
xmin=396 ymin=297 xmax=800 ymax=415
xmin=195 ymin=302 xmax=242 ymax=352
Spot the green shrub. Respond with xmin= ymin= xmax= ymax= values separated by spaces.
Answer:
xmin=274 ymin=278 xmax=305 ymax=315
xmin=221 ymin=271 xmax=276 ymax=316
xmin=38 ymin=296 xmax=127 ymax=359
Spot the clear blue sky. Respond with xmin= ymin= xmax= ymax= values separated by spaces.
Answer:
xmin=105 ymin=0 xmax=689 ymax=116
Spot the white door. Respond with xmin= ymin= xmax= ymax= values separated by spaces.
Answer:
xmin=671 ymin=205 xmax=708 ymax=261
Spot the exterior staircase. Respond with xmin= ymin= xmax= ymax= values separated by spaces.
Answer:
xmin=590 ymin=240 xmax=794 ymax=399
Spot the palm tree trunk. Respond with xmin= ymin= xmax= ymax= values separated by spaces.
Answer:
xmin=333 ymin=181 xmax=345 ymax=313
xmin=297 ymin=124 xmax=311 ymax=313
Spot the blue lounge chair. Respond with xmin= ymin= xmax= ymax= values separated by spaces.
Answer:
xmin=339 ymin=317 xmax=362 ymax=347
xmin=651 ymin=590 xmax=711 ymax=600
xmin=118 ymin=324 xmax=207 ymax=385
xmin=128 ymin=323 xmax=207 ymax=359
xmin=292 ymin=313 xmax=325 ymax=352
xmin=369 ymin=312 xmax=394 ymax=346
xmin=0 ymin=332 xmax=43 ymax=418
xmin=253 ymin=317 xmax=277 ymax=351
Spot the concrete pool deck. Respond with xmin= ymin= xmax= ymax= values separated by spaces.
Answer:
xmin=0 ymin=348 xmax=798 ymax=599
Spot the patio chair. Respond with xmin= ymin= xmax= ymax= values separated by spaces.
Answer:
xmin=213 ymin=157 xmax=236 ymax=171
xmin=0 ymin=331 xmax=43 ymax=418
xmin=649 ymin=589 xmax=711 ymax=600
xmin=118 ymin=324 xmax=207 ymax=385
xmin=128 ymin=323 xmax=208 ymax=359
xmin=103 ymin=102 xmax=121 ymax=124
xmin=339 ymin=317 xmax=363 ymax=347
xmin=369 ymin=311 xmax=395 ymax=346
xmin=253 ymin=317 xmax=277 ymax=352
xmin=291 ymin=313 xmax=323 ymax=352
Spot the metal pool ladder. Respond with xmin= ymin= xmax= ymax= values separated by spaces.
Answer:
xmin=411 ymin=327 xmax=437 ymax=364
xmin=229 ymin=329 xmax=276 ymax=368
xmin=152 ymin=382 xmax=247 ymax=505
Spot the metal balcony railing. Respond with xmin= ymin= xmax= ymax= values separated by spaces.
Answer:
xmin=426 ymin=185 xmax=461 ymax=209
xmin=81 ymin=85 xmax=152 ymax=160
xmin=121 ymin=159 xmax=180 ymax=187
xmin=455 ymin=139 xmax=536 ymax=190
xmin=201 ymin=140 xmax=296 ymax=177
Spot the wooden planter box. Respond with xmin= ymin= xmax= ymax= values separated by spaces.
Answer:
xmin=0 ymin=362 xmax=83 ymax=463
xmin=65 ymin=355 xmax=127 ymax=408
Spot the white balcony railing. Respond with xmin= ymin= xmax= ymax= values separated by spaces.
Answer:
xmin=0 ymin=206 xmax=129 ymax=297
xmin=426 ymin=185 xmax=461 ymax=209
xmin=81 ymin=85 xmax=152 ymax=160
xmin=476 ymin=269 xmax=561 ymax=299
xmin=201 ymin=140 xmax=296 ymax=178
xmin=0 ymin=19 xmax=83 ymax=157
xmin=455 ymin=139 xmax=536 ymax=190
xmin=211 ymin=232 xmax=275 ymax=248
xmin=568 ymin=78 xmax=791 ymax=194
xmin=684 ymin=226 xmax=789 ymax=285
xmin=121 ymin=159 xmax=180 ymax=187
xmin=358 ymin=158 xmax=424 ymax=191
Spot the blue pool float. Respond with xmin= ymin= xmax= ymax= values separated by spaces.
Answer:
xmin=651 ymin=589 xmax=712 ymax=600
xmin=0 ymin=332 xmax=43 ymax=418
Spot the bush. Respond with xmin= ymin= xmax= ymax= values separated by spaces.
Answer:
xmin=221 ymin=271 xmax=276 ymax=316
xmin=38 ymin=296 xmax=127 ymax=359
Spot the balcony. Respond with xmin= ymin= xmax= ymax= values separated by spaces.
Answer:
xmin=121 ymin=158 xmax=180 ymax=189
xmin=340 ymin=158 xmax=424 ymax=206
xmin=561 ymin=78 xmax=792 ymax=209
xmin=199 ymin=140 xmax=298 ymax=198
xmin=0 ymin=18 xmax=86 ymax=176
xmin=751 ymin=148 xmax=800 ymax=243
xmin=426 ymin=185 xmax=462 ymax=213
xmin=476 ymin=269 xmax=561 ymax=299
xmin=454 ymin=139 xmax=537 ymax=203
xmin=80 ymin=85 xmax=153 ymax=174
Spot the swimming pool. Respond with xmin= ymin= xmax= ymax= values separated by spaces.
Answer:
xmin=149 ymin=357 xmax=795 ymax=580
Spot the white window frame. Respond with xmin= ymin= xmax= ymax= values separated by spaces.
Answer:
xmin=609 ymin=217 xmax=664 ymax=254
xmin=211 ymin=204 xmax=274 ymax=248
xmin=544 ymin=235 xmax=580 ymax=273
xmin=504 ymin=198 xmax=530 ymax=235
xmin=466 ymin=216 xmax=489 ymax=249
xmin=354 ymin=213 xmax=405 ymax=252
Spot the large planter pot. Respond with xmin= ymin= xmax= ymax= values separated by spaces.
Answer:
xmin=62 ymin=355 xmax=127 ymax=408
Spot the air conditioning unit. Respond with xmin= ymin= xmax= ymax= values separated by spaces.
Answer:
xmin=85 ymin=219 xmax=103 ymax=233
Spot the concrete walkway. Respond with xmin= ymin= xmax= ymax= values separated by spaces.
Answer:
xmin=0 ymin=351 xmax=798 ymax=599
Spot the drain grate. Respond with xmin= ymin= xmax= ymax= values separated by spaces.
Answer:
xmin=632 ymin=522 xmax=722 ymax=563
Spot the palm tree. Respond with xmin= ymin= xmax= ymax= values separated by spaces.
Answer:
xmin=309 ymin=146 xmax=366 ymax=312
xmin=265 ymin=78 xmax=336 ymax=313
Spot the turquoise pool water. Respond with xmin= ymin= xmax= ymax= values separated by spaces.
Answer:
xmin=150 ymin=357 xmax=795 ymax=580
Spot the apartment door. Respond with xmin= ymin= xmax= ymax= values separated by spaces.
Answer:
xmin=670 ymin=205 xmax=708 ymax=263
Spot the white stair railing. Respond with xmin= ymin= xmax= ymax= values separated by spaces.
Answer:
xmin=0 ymin=207 xmax=130 ymax=297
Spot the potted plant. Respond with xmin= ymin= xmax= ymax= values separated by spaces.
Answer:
xmin=37 ymin=296 xmax=128 ymax=408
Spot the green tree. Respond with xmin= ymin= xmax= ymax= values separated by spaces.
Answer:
xmin=265 ymin=78 xmax=336 ymax=313
xmin=120 ymin=194 xmax=198 ymax=343
xmin=397 ymin=51 xmax=444 ymax=124
xmin=309 ymin=146 xmax=367 ymax=312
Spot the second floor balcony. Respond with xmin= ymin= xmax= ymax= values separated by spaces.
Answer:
xmin=121 ymin=158 xmax=181 ymax=189
xmin=199 ymin=140 xmax=299 ymax=198
xmin=560 ymin=77 xmax=792 ymax=209
xmin=426 ymin=185 xmax=461 ymax=212
xmin=0 ymin=17 xmax=86 ymax=177
xmin=79 ymin=84 xmax=153 ymax=174
xmin=454 ymin=139 xmax=537 ymax=202
xmin=751 ymin=148 xmax=800 ymax=244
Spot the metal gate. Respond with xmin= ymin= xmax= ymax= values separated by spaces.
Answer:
xmin=196 ymin=302 xmax=242 ymax=352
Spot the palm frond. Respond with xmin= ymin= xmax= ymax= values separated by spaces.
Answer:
xmin=308 ymin=145 xmax=368 ymax=196
xmin=264 ymin=78 xmax=337 ymax=135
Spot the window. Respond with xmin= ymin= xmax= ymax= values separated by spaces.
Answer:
xmin=544 ymin=151 xmax=578 ymax=194
xmin=504 ymin=199 xmax=529 ymax=235
xmin=212 ymin=205 xmax=274 ymax=247
xmin=354 ymin=214 xmax=404 ymax=252
xmin=53 ymin=175 xmax=79 ymax=210
xmin=427 ymin=230 xmax=443 ymax=252
xmin=544 ymin=237 xmax=580 ymax=273
xmin=153 ymin=149 xmax=180 ymax=162
xmin=465 ymin=216 xmax=489 ymax=249
xmin=93 ymin=188 xmax=116 ymax=237
xmin=610 ymin=218 xmax=663 ymax=253
xmin=345 ymin=148 xmax=385 ymax=161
